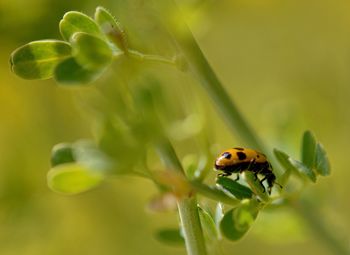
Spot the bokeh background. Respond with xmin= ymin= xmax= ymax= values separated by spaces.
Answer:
xmin=0 ymin=0 xmax=349 ymax=254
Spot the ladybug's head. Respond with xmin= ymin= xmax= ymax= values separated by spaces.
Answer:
xmin=214 ymin=151 xmax=236 ymax=170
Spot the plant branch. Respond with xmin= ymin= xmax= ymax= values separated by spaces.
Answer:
xmin=128 ymin=49 xmax=177 ymax=67
xmin=153 ymin=0 xmax=264 ymax=151
xmin=155 ymin=138 xmax=208 ymax=255
xmin=190 ymin=180 xmax=240 ymax=206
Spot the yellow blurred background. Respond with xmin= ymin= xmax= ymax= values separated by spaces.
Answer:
xmin=0 ymin=0 xmax=349 ymax=254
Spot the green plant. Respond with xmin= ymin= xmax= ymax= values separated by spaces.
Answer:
xmin=9 ymin=4 xmax=347 ymax=255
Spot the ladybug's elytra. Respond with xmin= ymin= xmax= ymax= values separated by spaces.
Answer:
xmin=214 ymin=147 xmax=280 ymax=194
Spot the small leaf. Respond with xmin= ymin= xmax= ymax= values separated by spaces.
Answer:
xmin=71 ymin=32 xmax=113 ymax=70
xmin=215 ymin=203 xmax=224 ymax=240
xmin=216 ymin=176 xmax=253 ymax=200
xmin=220 ymin=199 xmax=260 ymax=241
xmin=198 ymin=206 xmax=219 ymax=242
xmin=301 ymin=130 xmax=317 ymax=169
xmin=244 ymin=172 xmax=269 ymax=202
xmin=51 ymin=143 xmax=75 ymax=167
xmin=47 ymin=163 xmax=105 ymax=195
xmin=182 ymin=154 xmax=207 ymax=180
xmin=274 ymin=149 xmax=316 ymax=183
xmin=215 ymin=203 xmax=224 ymax=227
xmin=289 ymin=158 xmax=316 ymax=182
xmin=54 ymin=57 xmax=105 ymax=85
xmin=59 ymin=11 xmax=102 ymax=41
xmin=94 ymin=6 xmax=128 ymax=51
xmin=314 ymin=143 xmax=331 ymax=176
xmin=10 ymin=40 xmax=71 ymax=80
xmin=155 ymin=229 xmax=185 ymax=246
xmin=182 ymin=154 xmax=197 ymax=179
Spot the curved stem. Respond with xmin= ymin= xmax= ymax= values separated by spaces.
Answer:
xmin=190 ymin=180 xmax=240 ymax=206
xmin=153 ymin=0 xmax=264 ymax=151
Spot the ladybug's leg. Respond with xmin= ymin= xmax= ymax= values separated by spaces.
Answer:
xmin=234 ymin=174 xmax=240 ymax=181
xmin=259 ymin=169 xmax=276 ymax=195
xmin=246 ymin=159 xmax=259 ymax=180
xmin=254 ymin=172 xmax=259 ymax=181
xmin=257 ymin=167 xmax=271 ymax=193
xmin=218 ymin=171 xmax=231 ymax=177
xmin=259 ymin=176 xmax=267 ymax=193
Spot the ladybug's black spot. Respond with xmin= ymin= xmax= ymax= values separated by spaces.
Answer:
xmin=257 ymin=155 xmax=260 ymax=158
xmin=236 ymin=152 xmax=247 ymax=160
xmin=222 ymin=152 xmax=232 ymax=159
xmin=234 ymin=147 xmax=244 ymax=151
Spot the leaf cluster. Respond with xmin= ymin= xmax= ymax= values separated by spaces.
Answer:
xmin=10 ymin=7 xmax=126 ymax=84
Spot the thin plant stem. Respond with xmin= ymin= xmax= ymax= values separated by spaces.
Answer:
xmin=190 ymin=180 xmax=240 ymax=206
xmin=128 ymin=49 xmax=177 ymax=67
xmin=178 ymin=197 xmax=208 ymax=255
xmin=155 ymin=138 xmax=208 ymax=255
xmin=153 ymin=0 xmax=265 ymax=151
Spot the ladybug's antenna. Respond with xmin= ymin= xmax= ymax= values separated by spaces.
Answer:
xmin=275 ymin=182 xmax=283 ymax=189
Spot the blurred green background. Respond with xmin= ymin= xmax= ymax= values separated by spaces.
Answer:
xmin=0 ymin=0 xmax=349 ymax=254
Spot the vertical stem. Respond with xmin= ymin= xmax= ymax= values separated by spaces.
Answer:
xmin=156 ymin=138 xmax=208 ymax=255
xmin=178 ymin=197 xmax=208 ymax=255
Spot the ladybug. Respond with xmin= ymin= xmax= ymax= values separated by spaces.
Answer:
xmin=214 ymin=147 xmax=280 ymax=194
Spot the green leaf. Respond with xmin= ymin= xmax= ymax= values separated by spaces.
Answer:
xmin=215 ymin=203 xmax=224 ymax=227
xmin=244 ymin=172 xmax=269 ymax=202
xmin=51 ymin=143 xmax=75 ymax=167
xmin=155 ymin=229 xmax=185 ymax=246
xmin=274 ymin=148 xmax=316 ymax=183
xmin=94 ymin=6 xmax=128 ymax=51
xmin=54 ymin=57 xmax=105 ymax=85
xmin=47 ymin=163 xmax=105 ymax=195
xmin=198 ymin=206 xmax=219 ymax=242
xmin=216 ymin=176 xmax=253 ymax=200
xmin=220 ymin=199 xmax=260 ymax=241
xmin=314 ymin=143 xmax=331 ymax=176
xmin=10 ymin=40 xmax=71 ymax=80
xmin=301 ymin=130 xmax=317 ymax=169
xmin=289 ymin=158 xmax=316 ymax=182
xmin=71 ymin=32 xmax=113 ymax=70
xmin=59 ymin=11 xmax=102 ymax=41
xmin=183 ymin=155 xmax=197 ymax=180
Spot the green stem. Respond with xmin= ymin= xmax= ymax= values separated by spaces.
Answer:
xmin=178 ymin=197 xmax=208 ymax=255
xmin=128 ymin=49 xmax=177 ymax=67
xmin=155 ymin=138 xmax=208 ymax=255
xmin=153 ymin=0 xmax=264 ymax=151
xmin=190 ymin=181 xmax=240 ymax=206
